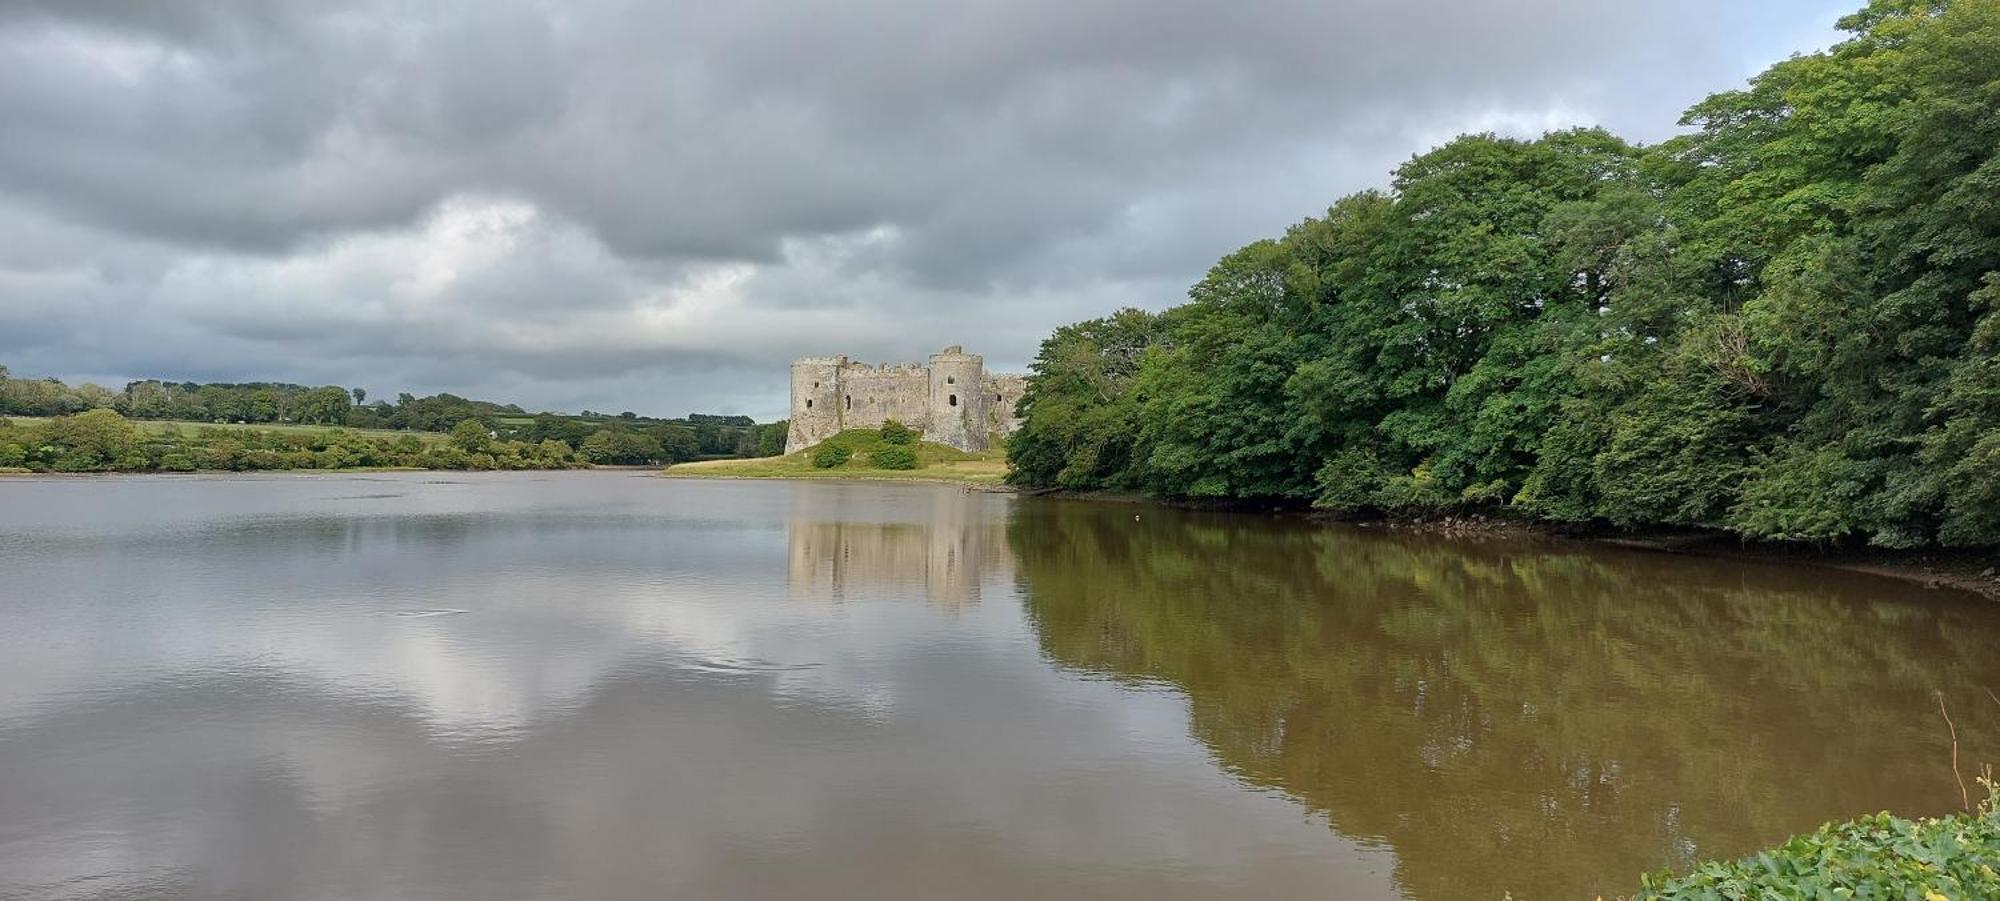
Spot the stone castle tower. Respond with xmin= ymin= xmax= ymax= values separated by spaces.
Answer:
xmin=786 ymin=346 xmax=1026 ymax=454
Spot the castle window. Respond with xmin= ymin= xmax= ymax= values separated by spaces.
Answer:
xmin=946 ymin=376 xmax=955 ymax=385
xmin=948 ymin=394 xmax=957 ymax=407
xmin=806 ymin=399 xmax=812 ymax=409
xmin=813 ymin=381 xmax=819 ymax=388
xmin=996 ymin=394 xmax=1002 ymax=402
xmin=845 ymin=395 xmax=852 ymax=410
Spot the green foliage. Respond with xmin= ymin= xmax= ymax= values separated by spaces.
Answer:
xmin=674 ymin=427 xmax=1001 ymax=482
xmin=811 ymin=444 xmax=852 ymax=469
xmin=871 ymin=445 xmax=919 ymax=470
xmin=1638 ymin=806 xmax=2000 ymax=899
xmin=1009 ymin=0 xmax=2000 ymax=548
xmin=1005 ymin=307 xmax=1166 ymax=489
xmin=785 ymin=428 xmax=981 ymax=472
xmin=580 ymin=429 xmax=664 ymax=465
xmin=535 ymin=439 xmax=574 ymax=464
xmin=42 ymin=409 xmax=139 ymax=469
xmin=0 ymin=412 xmax=579 ymax=473
xmin=758 ymin=420 xmax=789 ymax=457
xmin=449 ymin=418 xmax=492 ymax=453
xmin=288 ymin=386 xmax=352 ymax=425
xmin=2 ymin=367 xmax=776 ymax=464
xmin=654 ymin=425 xmax=702 ymax=463
xmin=879 ymin=419 xmax=916 ymax=445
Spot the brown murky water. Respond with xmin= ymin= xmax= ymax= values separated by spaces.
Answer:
xmin=1 ymin=473 xmax=1995 ymax=900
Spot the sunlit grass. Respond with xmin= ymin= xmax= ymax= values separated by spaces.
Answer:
xmin=662 ymin=428 xmax=1010 ymax=485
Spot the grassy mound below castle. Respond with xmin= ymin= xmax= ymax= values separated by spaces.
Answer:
xmin=662 ymin=425 xmax=1008 ymax=485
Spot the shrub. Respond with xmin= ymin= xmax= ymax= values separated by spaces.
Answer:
xmin=204 ymin=440 xmax=244 ymax=470
xmin=52 ymin=452 xmax=98 ymax=472
xmin=536 ymin=439 xmax=574 ymax=464
xmin=449 ymin=418 xmax=492 ymax=453
xmin=314 ymin=446 xmax=356 ymax=469
xmin=871 ymin=445 xmax=919 ymax=470
xmin=879 ymin=420 xmax=916 ymax=445
xmin=43 ymin=409 xmax=138 ymax=468
xmin=240 ymin=449 xmax=284 ymax=470
xmin=580 ymin=429 xmax=663 ymax=465
xmin=424 ymin=446 xmax=472 ymax=469
xmin=811 ymin=444 xmax=852 ymax=469
xmin=1637 ymin=804 xmax=2000 ymax=898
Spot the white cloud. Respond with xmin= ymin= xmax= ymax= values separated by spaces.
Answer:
xmin=0 ymin=0 xmax=1856 ymax=418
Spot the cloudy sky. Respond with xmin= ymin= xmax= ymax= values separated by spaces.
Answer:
xmin=0 ymin=0 xmax=1850 ymax=420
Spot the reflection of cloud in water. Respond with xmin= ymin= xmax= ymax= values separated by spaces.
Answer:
xmin=0 ymin=474 xmax=1397 ymax=900
xmin=0 ymin=475 xmax=1017 ymax=738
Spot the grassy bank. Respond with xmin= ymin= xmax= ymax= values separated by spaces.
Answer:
xmin=663 ymin=427 xmax=1010 ymax=486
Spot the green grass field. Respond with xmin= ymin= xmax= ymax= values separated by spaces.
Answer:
xmin=3 ymin=416 xmax=447 ymax=444
xmin=663 ymin=428 xmax=1010 ymax=486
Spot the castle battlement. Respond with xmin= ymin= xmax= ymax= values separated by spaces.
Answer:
xmin=786 ymin=347 xmax=1027 ymax=454
xmin=843 ymin=361 xmax=926 ymax=373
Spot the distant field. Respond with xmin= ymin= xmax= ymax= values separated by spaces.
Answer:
xmin=3 ymin=416 xmax=447 ymax=444
xmin=663 ymin=428 xmax=1009 ymax=486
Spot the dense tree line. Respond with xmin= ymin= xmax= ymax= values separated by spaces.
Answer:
xmin=1008 ymin=0 xmax=2000 ymax=549
xmin=0 ymin=410 xmax=575 ymax=473
xmin=0 ymin=366 xmax=778 ymax=467
xmin=0 ymin=371 xmax=369 ymax=425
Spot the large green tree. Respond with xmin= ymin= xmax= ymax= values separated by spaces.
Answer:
xmin=1009 ymin=0 xmax=2000 ymax=549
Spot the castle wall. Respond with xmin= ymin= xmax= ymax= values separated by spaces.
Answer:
xmin=786 ymin=357 xmax=846 ymax=453
xmin=838 ymin=363 xmax=931 ymax=434
xmin=926 ymin=347 xmax=988 ymax=452
xmin=784 ymin=346 xmax=1026 ymax=454
xmin=983 ymin=374 xmax=1027 ymax=441
xmin=784 ymin=488 xmax=1012 ymax=609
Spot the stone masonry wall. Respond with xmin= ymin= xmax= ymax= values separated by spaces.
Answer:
xmin=785 ymin=347 xmax=1025 ymax=454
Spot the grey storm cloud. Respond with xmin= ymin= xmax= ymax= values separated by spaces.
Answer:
xmin=0 ymin=0 xmax=1847 ymax=418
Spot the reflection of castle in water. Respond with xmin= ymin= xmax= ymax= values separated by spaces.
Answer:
xmin=787 ymin=489 xmax=1012 ymax=609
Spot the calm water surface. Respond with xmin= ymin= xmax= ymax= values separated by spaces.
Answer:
xmin=2 ymin=472 xmax=1997 ymax=900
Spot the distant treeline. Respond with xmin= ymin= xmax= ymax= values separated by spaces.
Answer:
xmin=0 ymin=411 xmax=572 ymax=473
xmin=0 ymin=365 xmax=789 ymax=468
xmin=1007 ymin=0 xmax=2000 ymax=549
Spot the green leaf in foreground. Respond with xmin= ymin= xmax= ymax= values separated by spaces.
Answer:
xmin=1637 ymin=807 xmax=2000 ymax=899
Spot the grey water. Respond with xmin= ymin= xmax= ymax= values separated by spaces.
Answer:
xmin=1 ymin=472 xmax=1996 ymax=900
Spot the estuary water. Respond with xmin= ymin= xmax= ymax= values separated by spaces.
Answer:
xmin=1 ymin=472 xmax=1997 ymax=900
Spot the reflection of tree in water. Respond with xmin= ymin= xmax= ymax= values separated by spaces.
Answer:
xmin=787 ymin=488 xmax=1011 ymax=609
xmin=1009 ymin=501 xmax=2000 ymax=900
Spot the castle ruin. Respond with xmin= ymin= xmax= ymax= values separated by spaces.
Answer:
xmin=786 ymin=346 xmax=1026 ymax=454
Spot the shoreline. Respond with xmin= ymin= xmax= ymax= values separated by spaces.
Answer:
xmin=659 ymin=468 xmax=1016 ymax=491
xmin=0 ymin=465 xmax=599 ymax=478
xmin=660 ymin=451 xmax=1011 ymax=487
xmin=1017 ymin=487 xmax=2000 ymax=601
xmin=9 ymin=466 xmax=1993 ymax=597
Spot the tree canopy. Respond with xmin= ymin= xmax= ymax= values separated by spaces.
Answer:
xmin=1007 ymin=0 xmax=2000 ymax=548
xmin=0 ymin=367 xmax=771 ymax=467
